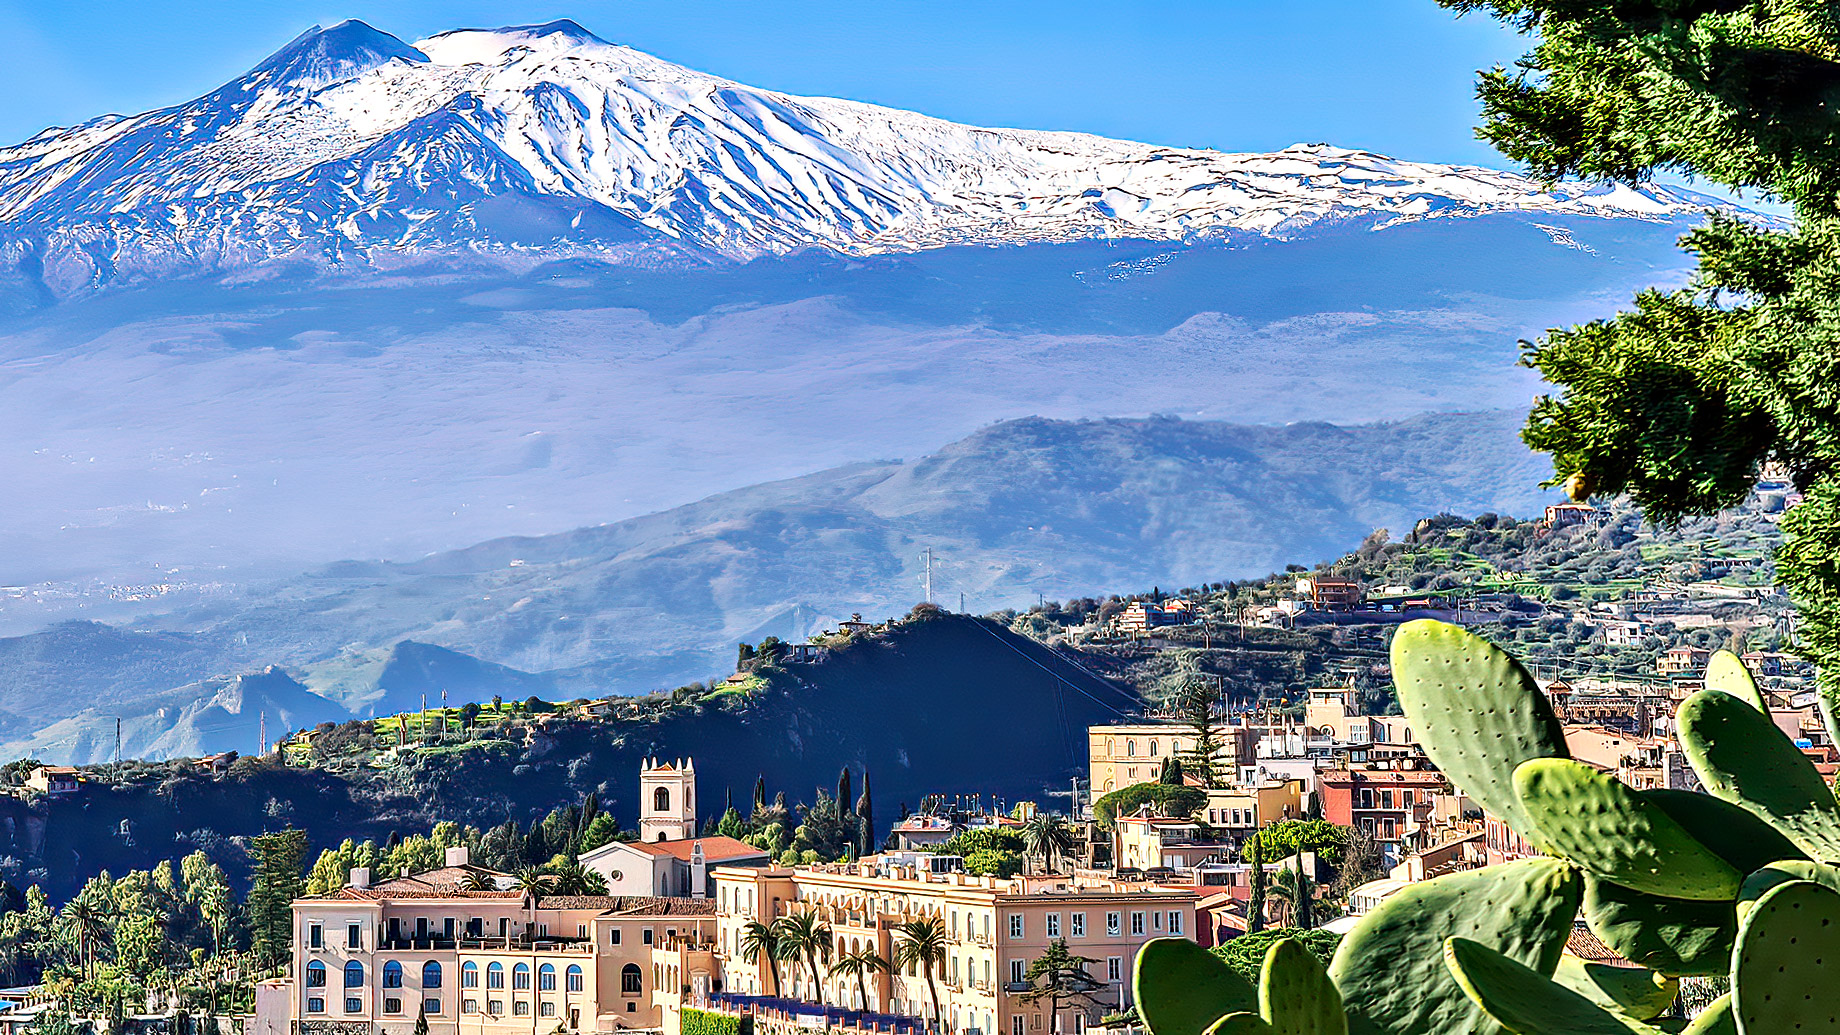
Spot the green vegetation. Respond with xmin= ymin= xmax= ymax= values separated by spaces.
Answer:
xmin=1426 ymin=0 xmax=1840 ymax=722
xmin=1133 ymin=621 xmax=1840 ymax=1032
xmin=1093 ymin=783 xmax=1207 ymax=831
xmin=1208 ymin=928 xmax=1342 ymax=985
xmin=682 ymin=1008 xmax=748 ymax=1035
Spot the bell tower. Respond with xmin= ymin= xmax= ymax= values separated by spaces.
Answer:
xmin=639 ymin=757 xmax=696 ymax=842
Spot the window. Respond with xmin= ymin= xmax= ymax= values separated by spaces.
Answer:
xmin=643 ymin=928 xmax=654 ymax=945
xmin=1148 ymin=739 xmax=1158 ymax=756
xmin=307 ymin=961 xmax=327 ymax=988
xmin=488 ymin=1001 xmax=504 ymax=1016
xmin=423 ymin=962 xmax=443 ymax=989
xmin=514 ymin=1002 xmax=531 ymax=1017
xmin=345 ymin=998 xmax=362 ymax=1015
xmin=654 ymin=787 xmax=671 ymax=811
xmin=487 ymin=963 xmax=505 ymax=990
xmin=1045 ymin=914 xmax=1060 ymax=938
xmin=1107 ymin=957 xmax=1121 ymax=982
xmin=347 ymin=924 xmax=362 ymax=949
xmin=1380 ymin=790 xmax=1394 ymax=810
xmin=541 ymin=1002 xmax=557 ymax=1018
xmin=309 ymin=924 xmax=323 ymax=949
xmin=424 ymin=999 xmax=442 ymax=1016
xmin=1167 ymin=912 xmax=1183 ymax=936
xmin=344 ymin=961 xmax=365 ymax=988
xmin=1070 ymin=913 xmax=1085 ymax=938
xmin=384 ymin=998 xmax=403 ymax=1015
xmin=1013 ymin=1018 xmax=1024 ymax=1035
xmin=567 ymin=965 xmax=584 ymax=993
xmin=611 ymin=928 xmax=622 ymax=946
xmin=1106 ymin=912 xmax=1121 ymax=937
xmin=462 ymin=962 xmax=479 ymax=989
xmin=1008 ymin=915 xmax=1023 ymax=939
xmin=307 ymin=999 xmax=324 ymax=1015
xmin=622 ymin=964 xmax=643 ymax=996
xmin=1010 ymin=960 xmax=1024 ymax=983
xmin=513 ymin=963 xmax=531 ymax=990
xmin=1126 ymin=740 xmax=1136 ymax=757
xmin=383 ymin=962 xmax=403 ymax=989
xmin=539 ymin=964 xmax=556 ymax=991
xmin=463 ymin=1000 xmax=478 ymax=1015
xmin=1153 ymin=912 xmax=1162 ymax=931
xmin=1130 ymin=912 xmax=1145 ymax=936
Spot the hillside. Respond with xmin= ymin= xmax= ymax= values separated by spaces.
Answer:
xmin=0 ymin=410 xmax=1553 ymax=762
xmin=0 ymin=613 xmax=1130 ymax=900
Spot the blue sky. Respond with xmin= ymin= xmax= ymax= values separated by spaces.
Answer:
xmin=0 ymin=0 xmax=1529 ymax=164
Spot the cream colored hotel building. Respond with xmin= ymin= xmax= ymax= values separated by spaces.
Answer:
xmin=264 ymin=851 xmax=1193 ymax=1035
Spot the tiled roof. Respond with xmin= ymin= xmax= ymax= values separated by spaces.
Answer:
xmin=307 ymin=865 xmax=518 ymax=901
xmin=1566 ymin=922 xmax=1637 ymax=965
xmin=603 ymin=898 xmax=718 ymax=917
xmin=612 ymin=836 xmax=769 ymax=863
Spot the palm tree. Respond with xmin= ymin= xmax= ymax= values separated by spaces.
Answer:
xmin=829 ymin=947 xmax=890 ymax=1011
xmin=738 ymin=920 xmax=785 ymax=996
xmin=893 ymin=917 xmax=947 ymax=1030
xmin=512 ymin=868 xmax=555 ymax=896
xmin=773 ymin=911 xmax=834 ymax=1005
xmin=461 ymin=869 xmax=498 ymax=892
xmin=1020 ymin=815 xmax=1077 ymax=874
xmin=546 ymin=862 xmax=606 ymax=896
xmin=65 ymin=900 xmax=113 ymax=983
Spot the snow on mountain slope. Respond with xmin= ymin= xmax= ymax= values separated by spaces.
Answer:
xmin=0 ymin=18 xmax=1738 ymax=283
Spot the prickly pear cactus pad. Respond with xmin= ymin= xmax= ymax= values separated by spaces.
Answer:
xmin=1677 ymin=688 xmax=1840 ymax=860
xmin=1551 ymin=954 xmax=1677 ymax=1021
xmin=1582 ymin=788 xmax=1806 ymax=976
xmin=1135 ymin=937 xmax=1258 ymax=1035
xmin=1581 ymin=875 xmax=1738 ymax=977
xmin=1704 ymin=649 xmax=1769 ymax=713
xmin=1680 ymin=995 xmax=1734 ymax=1035
xmin=1330 ymin=857 xmax=1580 ymax=1035
xmin=1732 ymin=880 xmax=1840 ymax=1032
xmin=1443 ymin=937 xmax=1665 ymax=1035
xmin=1259 ymin=936 xmax=1346 ymax=1035
xmin=1204 ymin=1015 xmax=1278 ymax=1035
xmin=1390 ymin=620 xmax=1568 ymax=848
xmin=1736 ymin=859 xmax=1840 ymax=923
xmin=1513 ymin=759 xmax=1740 ymax=900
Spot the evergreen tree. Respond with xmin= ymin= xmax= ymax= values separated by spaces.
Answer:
xmin=837 ymin=768 xmax=853 ymax=820
xmin=246 ymin=830 xmax=307 ymax=966
xmin=413 ymin=1004 xmax=428 ymax=1035
xmin=1157 ymin=756 xmax=1183 ymax=786
xmin=1246 ymin=837 xmax=1266 ymax=935
xmin=1435 ymin=0 xmax=1840 ymax=721
xmin=855 ymin=772 xmax=874 ymax=856
xmin=1176 ymin=680 xmax=1225 ymax=789
xmin=1292 ymin=848 xmax=1314 ymax=932
xmin=754 ymin=776 xmax=768 ymax=815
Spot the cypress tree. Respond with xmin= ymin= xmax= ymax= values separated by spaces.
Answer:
xmin=1246 ymin=836 xmax=1265 ymax=935
xmin=855 ymin=771 xmax=874 ymax=856
xmin=754 ymin=775 xmax=767 ymax=815
xmin=838 ymin=768 xmax=853 ymax=818
xmin=1293 ymin=847 xmax=1314 ymax=931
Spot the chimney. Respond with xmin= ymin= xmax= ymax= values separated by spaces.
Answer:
xmin=348 ymin=867 xmax=372 ymax=890
xmin=445 ymin=845 xmax=470 ymax=867
xmin=690 ymin=841 xmax=707 ymax=899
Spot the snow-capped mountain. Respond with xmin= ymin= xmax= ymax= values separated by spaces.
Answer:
xmin=0 ymin=18 xmax=1732 ymax=292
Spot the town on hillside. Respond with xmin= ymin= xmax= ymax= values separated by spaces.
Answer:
xmin=0 ymin=494 xmax=1820 ymax=1035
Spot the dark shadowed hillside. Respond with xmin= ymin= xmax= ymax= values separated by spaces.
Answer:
xmin=0 ymin=614 xmax=1130 ymax=899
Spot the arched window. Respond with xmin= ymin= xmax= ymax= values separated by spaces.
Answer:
xmin=654 ymin=787 xmax=671 ymax=812
xmin=461 ymin=962 xmax=478 ymax=989
xmin=539 ymin=964 xmax=556 ymax=991
xmin=423 ymin=962 xmax=443 ymax=989
xmin=566 ymin=965 xmax=583 ymax=993
xmin=1126 ymin=740 xmax=1136 ymax=757
xmin=307 ymin=961 xmax=327 ymax=988
xmin=1106 ymin=738 xmax=1114 ymax=757
xmin=344 ymin=961 xmax=365 ymax=988
xmin=1148 ymin=739 xmax=1159 ymax=756
xmin=513 ymin=963 xmax=531 ymax=991
xmin=487 ymin=962 xmax=505 ymax=990
xmin=383 ymin=961 xmax=403 ymax=988
xmin=621 ymin=964 xmax=642 ymax=995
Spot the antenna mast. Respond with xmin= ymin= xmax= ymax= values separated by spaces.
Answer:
xmin=924 ymin=548 xmax=933 ymax=604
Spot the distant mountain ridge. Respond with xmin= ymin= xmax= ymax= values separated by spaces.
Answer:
xmin=0 ymin=18 xmax=1746 ymax=294
xmin=0 ymin=410 xmax=1552 ymax=763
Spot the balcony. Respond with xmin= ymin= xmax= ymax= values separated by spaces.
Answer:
xmin=1002 ymin=982 xmax=1031 ymax=995
xmin=379 ymin=936 xmax=457 ymax=952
